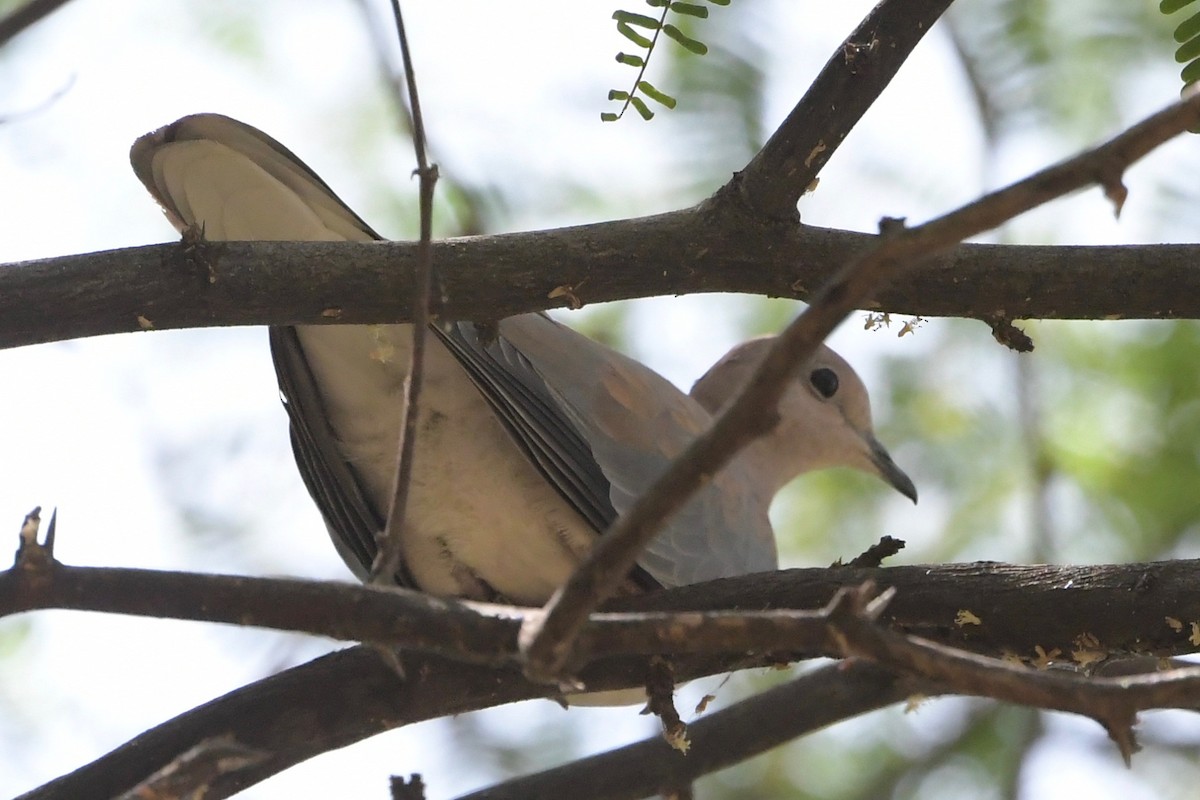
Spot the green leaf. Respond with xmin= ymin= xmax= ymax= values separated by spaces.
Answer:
xmin=615 ymin=20 xmax=653 ymax=49
xmin=600 ymin=112 xmax=621 ymax=122
xmin=645 ymin=0 xmax=670 ymax=6
xmin=1178 ymin=36 xmax=1200 ymax=62
xmin=1161 ymin=0 xmax=1197 ymax=13
xmin=615 ymin=52 xmax=645 ymax=67
xmin=612 ymin=10 xmax=662 ymax=28
xmin=669 ymin=2 xmax=709 ymax=18
xmin=630 ymin=95 xmax=655 ymax=120
xmin=662 ymin=23 xmax=708 ymax=54
xmin=1173 ymin=11 xmax=1200 ymax=42
xmin=637 ymin=80 xmax=678 ymax=108
xmin=607 ymin=89 xmax=631 ymax=101
xmin=705 ymin=0 xmax=731 ymax=5
xmin=1182 ymin=57 xmax=1200 ymax=83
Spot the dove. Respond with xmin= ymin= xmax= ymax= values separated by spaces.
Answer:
xmin=131 ymin=113 xmax=916 ymax=609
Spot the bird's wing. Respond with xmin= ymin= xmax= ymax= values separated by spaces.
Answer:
xmin=430 ymin=320 xmax=619 ymax=534
xmin=131 ymin=113 xmax=404 ymax=583
xmin=496 ymin=314 xmax=779 ymax=586
xmin=432 ymin=315 xmax=777 ymax=588
xmin=268 ymin=326 xmax=399 ymax=581
xmin=130 ymin=113 xmax=382 ymax=240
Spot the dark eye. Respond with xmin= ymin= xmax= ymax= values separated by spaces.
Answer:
xmin=810 ymin=367 xmax=839 ymax=399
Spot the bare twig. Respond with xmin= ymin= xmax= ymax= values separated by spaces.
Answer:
xmin=0 ymin=0 xmax=73 ymax=47
xmin=842 ymin=535 xmax=906 ymax=568
xmin=355 ymin=0 xmax=415 ymax=141
xmin=356 ymin=0 xmax=493 ymax=237
xmin=1016 ymin=351 xmax=1054 ymax=559
xmin=988 ymin=315 xmax=1035 ymax=352
xmin=373 ymin=0 xmax=440 ymax=584
xmin=941 ymin=9 xmax=1000 ymax=142
xmin=518 ymin=92 xmax=1200 ymax=683
xmin=15 ymin=506 xmax=43 ymax=563
xmin=390 ymin=773 xmax=427 ymax=800
xmin=643 ymin=657 xmax=688 ymax=755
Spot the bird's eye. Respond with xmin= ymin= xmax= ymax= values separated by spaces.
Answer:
xmin=809 ymin=367 xmax=839 ymax=399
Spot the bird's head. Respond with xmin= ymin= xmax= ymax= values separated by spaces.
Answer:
xmin=691 ymin=337 xmax=917 ymax=503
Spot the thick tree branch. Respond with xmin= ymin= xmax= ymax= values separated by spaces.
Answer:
xmin=9 ymin=550 xmax=1200 ymax=676
xmin=4 ymin=222 xmax=1199 ymax=352
xmin=457 ymin=661 xmax=932 ymax=800
xmin=16 ymin=555 xmax=1200 ymax=799
xmin=735 ymin=0 xmax=954 ymax=218
xmin=519 ymin=92 xmax=1200 ymax=683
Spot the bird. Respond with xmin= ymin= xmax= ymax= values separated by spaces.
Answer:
xmin=130 ymin=113 xmax=917 ymax=608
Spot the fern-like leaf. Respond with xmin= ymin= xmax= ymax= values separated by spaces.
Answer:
xmin=1160 ymin=0 xmax=1200 ymax=130
xmin=602 ymin=0 xmax=729 ymax=121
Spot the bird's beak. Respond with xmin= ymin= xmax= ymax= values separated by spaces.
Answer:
xmin=866 ymin=435 xmax=918 ymax=503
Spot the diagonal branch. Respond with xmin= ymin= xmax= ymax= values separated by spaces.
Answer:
xmin=734 ymin=0 xmax=955 ymax=219
xmin=517 ymin=92 xmax=1200 ymax=683
xmin=17 ymin=645 xmax=797 ymax=800
xmin=456 ymin=661 xmax=932 ymax=800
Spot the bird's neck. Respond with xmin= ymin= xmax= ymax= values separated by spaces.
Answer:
xmin=731 ymin=434 xmax=807 ymax=500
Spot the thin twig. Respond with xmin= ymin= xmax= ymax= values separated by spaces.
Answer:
xmin=0 ymin=0 xmax=73 ymax=47
xmin=941 ymin=8 xmax=1000 ymax=143
xmin=1016 ymin=353 xmax=1055 ymax=560
xmin=518 ymin=92 xmax=1200 ymax=683
xmin=373 ymin=0 xmax=439 ymax=584
xmin=354 ymin=0 xmax=415 ymax=141
xmin=605 ymin=2 xmax=671 ymax=121
xmin=356 ymin=0 xmax=492 ymax=236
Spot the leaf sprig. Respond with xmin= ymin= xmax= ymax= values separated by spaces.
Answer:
xmin=1160 ymin=0 xmax=1200 ymax=125
xmin=603 ymin=0 xmax=730 ymax=122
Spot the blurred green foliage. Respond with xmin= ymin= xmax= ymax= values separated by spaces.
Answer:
xmin=944 ymin=0 xmax=1175 ymax=140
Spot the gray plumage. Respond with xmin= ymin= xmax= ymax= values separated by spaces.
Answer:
xmin=131 ymin=113 xmax=916 ymax=607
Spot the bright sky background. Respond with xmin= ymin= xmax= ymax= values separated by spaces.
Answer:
xmin=1 ymin=1 xmax=1195 ymax=798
